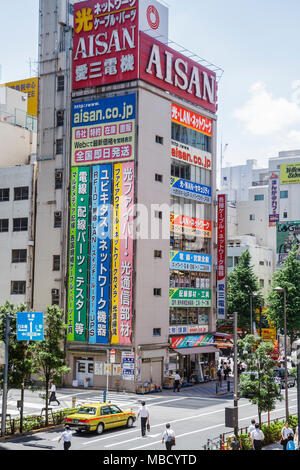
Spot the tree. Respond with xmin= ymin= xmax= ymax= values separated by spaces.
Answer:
xmin=29 ymin=305 xmax=70 ymax=425
xmin=267 ymin=247 xmax=300 ymax=346
xmin=227 ymin=250 xmax=263 ymax=334
xmin=0 ymin=301 xmax=37 ymax=432
xmin=238 ymin=335 xmax=282 ymax=426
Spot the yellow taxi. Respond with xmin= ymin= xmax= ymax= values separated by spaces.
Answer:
xmin=65 ymin=402 xmax=136 ymax=434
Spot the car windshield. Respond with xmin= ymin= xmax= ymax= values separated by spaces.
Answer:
xmin=77 ymin=407 xmax=97 ymax=415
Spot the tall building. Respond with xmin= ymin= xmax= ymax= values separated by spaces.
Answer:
xmin=36 ymin=0 xmax=222 ymax=390
xmin=0 ymin=87 xmax=37 ymax=307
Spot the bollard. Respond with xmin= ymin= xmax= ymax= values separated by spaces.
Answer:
xmin=227 ymin=381 xmax=230 ymax=392
xmin=216 ymin=383 xmax=218 ymax=394
xmin=103 ymin=390 xmax=107 ymax=402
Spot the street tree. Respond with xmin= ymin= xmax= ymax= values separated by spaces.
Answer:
xmin=29 ymin=305 xmax=70 ymax=425
xmin=238 ymin=334 xmax=282 ymax=426
xmin=227 ymin=250 xmax=263 ymax=334
xmin=267 ymin=247 xmax=300 ymax=346
xmin=0 ymin=301 xmax=36 ymax=432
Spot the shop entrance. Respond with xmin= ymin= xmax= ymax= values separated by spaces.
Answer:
xmin=76 ymin=358 xmax=94 ymax=387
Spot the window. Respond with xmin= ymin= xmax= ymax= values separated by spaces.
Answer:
xmin=234 ymin=256 xmax=239 ymax=266
xmin=0 ymin=219 xmax=9 ymax=232
xmin=250 ymin=214 xmax=255 ymax=221
xmin=283 ymin=211 xmax=288 ymax=219
xmin=11 ymin=281 xmax=26 ymax=295
xmin=0 ymin=188 xmax=9 ymax=202
xmin=153 ymin=288 xmax=161 ymax=296
xmin=155 ymin=173 xmax=163 ymax=182
xmin=13 ymin=218 xmax=28 ymax=232
xmin=53 ymin=255 xmax=60 ymax=271
xmin=109 ymin=405 xmax=122 ymax=414
xmin=154 ymin=250 xmax=162 ymax=259
xmin=56 ymin=139 xmax=63 ymax=155
xmin=55 ymin=169 xmax=63 ymax=189
xmin=101 ymin=406 xmax=112 ymax=416
xmin=14 ymin=187 xmax=29 ymax=201
xmin=54 ymin=212 xmax=62 ymax=228
xmin=254 ymin=194 xmax=264 ymax=201
xmin=259 ymin=261 xmax=264 ymax=266
xmin=51 ymin=289 xmax=60 ymax=305
xmin=280 ymin=191 xmax=288 ymax=199
xmin=155 ymin=211 xmax=163 ymax=219
xmin=57 ymin=76 xmax=65 ymax=92
xmin=227 ymin=256 xmax=233 ymax=268
xmin=155 ymin=135 xmax=164 ymax=145
xmin=12 ymin=249 xmax=27 ymax=263
xmin=56 ymin=110 xmax=64 ymax=127
xmin=259 ymin=279 xmax=264 ymax=288
xmin=153 ymin=328 xmax=161 ymax=336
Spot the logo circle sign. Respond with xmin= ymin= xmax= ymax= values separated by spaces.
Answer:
xmin=147 ymin=5 xmax=160 ymax=30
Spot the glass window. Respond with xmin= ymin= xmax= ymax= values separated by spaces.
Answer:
xmin=280 ymin=191 xmax=288 ymax=199
xmin=101 ymin=406 xmax=112 ymax=416
xmin=57 ymin=76 xmax=65 ymax=92
xmin=0 ymin=219 xmax=9 ymax=232
xmin=78 ymin=407 xmax=96 ymax=415
xmin=110 ymin=405 xmax=122 ymax=414
xmin=11 ymin=281 xmax=26 ymax=295
xmin=55 ymin=169 xmax=63 ymax=189
xmin=54 ymin=212 xmax=62 ymax=228
xmin=53 ymin=255 xmax=60 ymax=271
xmin=51 ymin=289 xmax=59 ymax=305
xmin=227 ymin=256 xmax=233 ymax=268
xmin=13 ymin=218 xmax=28 ymax=232
xmin=12 ymin=249 xmax=27 ymax=263
xmin=56 ymin=139 xmax=63 ymax=155
xmin=14 ymin=187 xmax=29 ymax=201
xmin=254 ymin=194 xmax=264 ymax=201
xmin=0 ymin=188 xmax=9 ymax=202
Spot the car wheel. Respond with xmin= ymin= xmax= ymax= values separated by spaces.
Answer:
xmin=127 ymin=417 xmax=134 ymax=428
xmin=96 ymin=423 xmax=104 ymax=435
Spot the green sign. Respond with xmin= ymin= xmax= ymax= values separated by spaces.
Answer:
xmin=276 ymin=220 xmax=300 ymax=266
xmin=67 ymin=167 xmax=90 ymax=342
xmin=169 ymin=288 xmax=211 ymax=308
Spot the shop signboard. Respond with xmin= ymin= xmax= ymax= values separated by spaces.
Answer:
xmin=171 ymin=334 xmax=214 ymax=349
xmin=169 ymin=325 xmax=209 ymax=335
xmin=111 ymin=162 xmax=135 ymax=345
xmin=89 ymin=164 xmax=112 ymax=344
xmin=171 ymin=103 xmax=213 ymax=137
xmin=276 ymin=220 xmax=300 ymax=266
xmin=139 ymin=0 xmax=169 ymax=39
xmin=3 ymin=77 xmax=39 ymax=117
xmin=170 ymin=176 xmax=211 ymax=204
xmin=67 ymin=166 xmax=90 ymax=342
xmin=169 ymin=288 xmax=211 ymax=308
xmin=139 ymin=32 xmax=217 ymax=113
xmin=171 ymin=140 xmax=212 ymax=170
xmin=269 ymin=171 xmax=280 ymax=226
xmin=122 ymin=351 xmax=135 ymax=381
xmin=280 ymin=162 xmax=300 ymax=185
xmin=71 ymin=94 xmax=136 ymax=166
xmin=170 ymin=250 xmax=211 ymax=272
xmin=217 ymin=194 xmax=227 ymax=320
xmin=72 ymin=0 xmax=139 ymax=90
xmin=170 ymin=214 xmax=211 ymax=238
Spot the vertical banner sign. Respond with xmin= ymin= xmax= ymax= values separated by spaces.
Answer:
xmin=73 ymin=0 xmax=139 ymax=90
xmin=67 ymin=168 xmax=78 ymax=341
xmin=269 ymin=171 xmax=280 ymax=226
xmin=217 ymin=194 xmax=227 ymax=320
xmin=89 ymin=165 xmax=112 ymax=344
xmin=68 ymin=167 xmax=90 ymax=342
xmin=111 ymin=164 xmax=121 ymax=343
xmin=111 ymin=162 xmax=135 ymax=345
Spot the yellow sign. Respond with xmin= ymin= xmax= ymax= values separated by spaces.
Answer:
xmin=3 ymin=77 xmax=38 ymax=117
xmin=280 ymin=163 xmax=300 ymax=185
xmin=261 ymin=328 xmax=277 ymax=342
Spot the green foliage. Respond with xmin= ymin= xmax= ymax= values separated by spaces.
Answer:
xmin=227 ymin=250 xmax=263 ymax=332
xmin=267 ymin=247 xmax=300 ymax=343
xmin=238 ymin=433 xmax=252 ymax=450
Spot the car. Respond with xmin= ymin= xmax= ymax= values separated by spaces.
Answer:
xmin=65 ymin=402 xmax=136 ymax=434
xmin=273 ymin=368 xmax=296 ymax=389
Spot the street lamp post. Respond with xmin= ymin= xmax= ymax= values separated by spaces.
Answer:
xmin=292 ymin=339 xmax=300 ymax=450
xmin=273 ymin=287 xmax=289 ymax=421
xmin=1 ymin=314 xmax=11 ymax=438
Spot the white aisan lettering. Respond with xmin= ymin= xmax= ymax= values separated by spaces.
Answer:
xmin=145 ymin=44 xmax=163 ymax=79
xmin=202 ymin=71 xmax=215 ymax=104
xmin=164 ymin=50 xmax=174 ymax=85
xmin=174 ymin=58 xmax=188 ymax=90
xmin=187 ymin=66 xmax=201 ymax=98
xmin=75 ymin=27 xmax=136 ymax=60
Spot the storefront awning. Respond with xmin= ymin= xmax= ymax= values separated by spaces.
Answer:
xmin=174 ymin=346 xmax=219 ymax=355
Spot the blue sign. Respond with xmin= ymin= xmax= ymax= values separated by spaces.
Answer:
xmin=122 ymin=352 xmax=135 ymax=381
xmin=170 ymin=251 xmax=211 ymax=272
xmin=89 ymin=165 xmax=112 ymax=344
xmin=17 ymin=312 xmax=44 ymax=341
xmin=170 ymin=177 xmax=211 ymax=204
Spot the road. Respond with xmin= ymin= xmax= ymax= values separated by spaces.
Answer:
xmin=0 ymin=385 xmax=298 ymax=451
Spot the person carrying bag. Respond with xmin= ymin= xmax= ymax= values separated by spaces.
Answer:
xmin=162 ymin=423 xmax=176 ymax=450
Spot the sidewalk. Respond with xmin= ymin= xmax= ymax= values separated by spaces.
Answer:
xmin=160 ymin=378 xmax=233 ymax=398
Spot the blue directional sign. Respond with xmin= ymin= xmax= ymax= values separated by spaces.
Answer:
xmin=17 ymin=312 xmax=44 ymax=341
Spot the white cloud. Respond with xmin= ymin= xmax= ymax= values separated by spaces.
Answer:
xmin=234 ymin=81 xmax=300 ymax=136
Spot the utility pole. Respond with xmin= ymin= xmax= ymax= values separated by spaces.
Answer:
xmin=233 ymin=311 xmax=239 ymax=436
xmin=1 ymin=314 xmax=10 ymax=437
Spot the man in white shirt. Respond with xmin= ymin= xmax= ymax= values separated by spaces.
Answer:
xmin=173 ymin=371 xmax=181 ymax=392
xmin=250 ymin=423 xmax=264 ymax=450
xmin=248 ymin=419 xmax=256 ymax=443
xmin=58 ymin=425 xmax=73 ymax=450
xmin=281 ymin=422 xmax=294 ymax=450
xmin=162 ymin=423 xmax=176 ymax=450
xmin=49 ymin=382 xmax=60 ymax=406
xmin=137 ymin=401 xmax=149 ymax=437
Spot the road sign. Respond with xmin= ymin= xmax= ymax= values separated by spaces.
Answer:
xmin=17 ymin=312 xmax=44 ymax=341
xmin=110 ymin=349 xmax=116 ymax=364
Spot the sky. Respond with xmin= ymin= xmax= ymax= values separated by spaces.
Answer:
xmin=1 ymin=0 xmax=300 ymax=171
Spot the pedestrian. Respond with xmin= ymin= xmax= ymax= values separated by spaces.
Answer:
xmin=162 ymin=423 xmax=176 ymax=450
xmin=173 ymin=371 xmax=181 ymax=392
xmin=49 ymin=382 xmax=60 ymax=406
xmin=230 ymin=436 xmax=240 ymax=451
xmin=250 ymin=423 xmax=264 ymax=450
xmin=281 ymin=421 xmax=294 ymax=450
xmin=137 ymin=401 xmax=149 ymax=437
xmin=217 ymin=367 xmax=223 ymax=387
xmin=286 ymin=434 xmax=296 ymax=451
xmin=58 ymin=425 xmax=72 ymax=450
xmin=248 ymin=419 xmax=256 ymax=446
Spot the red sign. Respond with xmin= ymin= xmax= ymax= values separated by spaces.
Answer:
xmin=171 ymin=103 xmax=213 ymax=137
xmin=73 ymin=0 xmax=139 ymax=90
xmin=139 ymin=32 xmax=217 ymax=113
xmin=171 ymin=214 xmax=212 ymax=238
